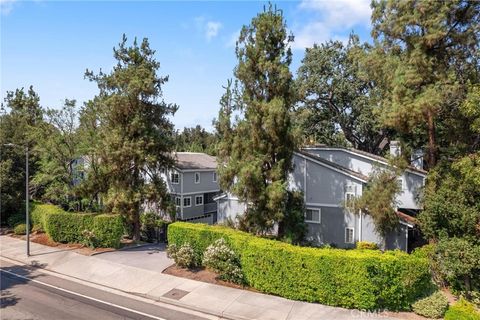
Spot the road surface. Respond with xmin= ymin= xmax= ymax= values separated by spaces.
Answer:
xmin=0 ymin=259 xmax=215 ymax=320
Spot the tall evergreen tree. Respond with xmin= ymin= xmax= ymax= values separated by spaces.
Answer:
xmin=216 ymin=5 xmax=297 ymax=234
xmin=0 ymin=87 xmax=43 ymax=223
xmin=371 ymin=0 xmax=480 ymax=167
xmin=86 ymin=35 xmax=177 ymax=240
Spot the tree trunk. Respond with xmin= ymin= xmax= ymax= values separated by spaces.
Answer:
xmin=427 ymin=109 xmax=437 ymax=168
xmin=132 ymin=212 xmax=141 ymax=242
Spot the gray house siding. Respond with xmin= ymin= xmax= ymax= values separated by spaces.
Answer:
xmin=166 ymin=167 xmax=220 ymax=220
xmin=303 ymin=148 xmax=424 ymax=210
xmin=181 ymin=171 xmax=219 ymax=194
xmin=292 ymin=153 xmax=365 ymax=248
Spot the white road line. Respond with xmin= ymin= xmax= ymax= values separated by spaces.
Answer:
xmin=0 ymin=269 xmax=166 ymax=320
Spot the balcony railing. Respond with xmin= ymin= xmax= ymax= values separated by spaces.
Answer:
xmin=204 ymin=202 xmax=217 ymax=214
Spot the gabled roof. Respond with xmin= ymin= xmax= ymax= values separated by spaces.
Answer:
xmin=302 ymin=145 xmax=428 ymax=176
xmin=295 ymin=151 xmax=369 ymax=182
xmin=173 ymin=152 xmax=217 ymax=170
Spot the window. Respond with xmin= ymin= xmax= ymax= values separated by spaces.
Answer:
xmin=195 ymin=195 xmax=203 ymax=206
xmin=183 ymin=197 xmax=191 ymax=207
xmin=305 ymin=208 xmax=321 ymax=223
xmin=171 ymin=172 xmax=179 ymax=184
xmin=345 ymin=192 xmax=356 ymax=211
xmin=213 ymin=172 xmax=217 ymax=182
xmin=345 ymin=227 xmax=354 ymax=244
xmin=194 ymin=172 xmax=200 ymax=184
xmin=397 ymin=178 xmax=404 ymax=190
xmin=175 ymin=197 xmax=181 ymax=206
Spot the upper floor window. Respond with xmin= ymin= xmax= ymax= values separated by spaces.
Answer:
xmin=175 ymin=197 xmax=181 ymax=206
xmin=345 ymin=227 xmax=354 ymax=244
xmin=195 ymin=195 xmax=203 ymax=206
xmin=345 ymin=192 xmax=356 ymax=211
xmin=305 ymin=208 xmax=321 ymax=223
xmin=194 ymin=172 xmax=201 ymax=184
xmin=183 ymin=197 xmax=191 ymax=207
xmin=213 ymin=172 xmax=217 ymax=182
xmin=171 ymin=172 xmax=179 ymax=184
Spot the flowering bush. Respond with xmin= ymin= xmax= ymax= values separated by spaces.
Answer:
xmin=203 ymin=238 xmax=244 ymax=284
xmin=168 ymin=243 xmax=196 ymax=268
xmin=81 ymin=229 xmax=97 ymax=248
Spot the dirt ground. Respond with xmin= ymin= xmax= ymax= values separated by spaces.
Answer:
xmin=163 ymin=265 xmax=259 ymax=292
xmin=9 ymin=231 xmax=116 ymax=256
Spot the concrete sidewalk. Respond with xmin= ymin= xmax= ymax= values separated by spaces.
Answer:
xmin=0 ymin=235 xmax=398 ymax=320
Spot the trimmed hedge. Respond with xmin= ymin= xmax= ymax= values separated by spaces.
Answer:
xmin=31 ymin=203 xmax=124 ymax=248
xmin=168 ymin=222 xmax=433 ymax=311
xmin=445 ymin=299 xmax=480 ymax=320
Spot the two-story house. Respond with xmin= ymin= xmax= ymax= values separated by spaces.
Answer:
xmin=215 ymin=144 xmax=427 ymax=252
xmin=164 ymin=152 xmax=220 ymax=224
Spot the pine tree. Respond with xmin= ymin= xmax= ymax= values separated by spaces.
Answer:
xmin=86 ymin=35 xmax=177 ymax=240
xmin=216 ymin=5 xmax=297 ymax=234
xmin=371 ymin=0 xmax=480 ymax=167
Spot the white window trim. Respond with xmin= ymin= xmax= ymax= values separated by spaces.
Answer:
xmin=194 ymin=172 xmax=201 ymax=184
xmin=171 ymin=172 xmax=179 ymax=184
xmin=345 ymin=227 xmax=355 ymax=244
xmin=175 ymin=197 xmax=181 ymax=207
xmin=345 ymin=192 xmax=356 ymax=212
xmin=213 ymin=172 xmax=217 ymax=182
xmin=305 ymin=208 xmax=321 ymax=224
xmin=195 ymin=195 xmax=203 ymax=206
xmin=183 ymin=196 xmax=191 ymax=208
xmin=397 ymin=177 xmax=405 ymax=191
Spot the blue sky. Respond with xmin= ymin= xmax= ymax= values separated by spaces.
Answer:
xmin=1 ymin=0 xmax=372 ymax=131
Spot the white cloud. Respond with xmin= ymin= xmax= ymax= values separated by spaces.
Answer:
xmin=195 ymin=16 xmax=222 ymax=41
xmin=1 ymin=0 xmax=17 ymax=15
xmin=292 ymin=0 xmax=371 ymax=50
xmin=206 ymin=21 xmax=222 ymax=41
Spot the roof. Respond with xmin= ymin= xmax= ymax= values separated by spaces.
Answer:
xmin=295 ymin=151 xmax=369 ymax=182
xmin=173 ymin=152 xmax=217 ymax=170
xmin=302 ymin=145 xmax=428 ymax=176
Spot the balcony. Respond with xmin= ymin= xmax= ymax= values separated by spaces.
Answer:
xmin=204 ymin=202 xmax=217 ymax=214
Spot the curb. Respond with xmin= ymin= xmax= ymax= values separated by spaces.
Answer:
xmin=0 ymin=253 xmax=243 ymax=320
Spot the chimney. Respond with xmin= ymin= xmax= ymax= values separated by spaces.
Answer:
xmin=411 ymin=149 xmax=424 ymax=170
xmin=390 ymin=141 xmax=401 ymax=157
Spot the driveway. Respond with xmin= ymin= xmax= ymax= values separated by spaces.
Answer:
xmin=94 ymin=243 xmax=174 ymax=272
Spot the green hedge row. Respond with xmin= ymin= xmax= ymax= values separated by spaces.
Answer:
xmin=31 ymin=203 xmax=124 ymax=248
xmin=445 ymin=299 xmax=480 ymax=320
xmin=168 ymin=222 xmax=432 ymax=311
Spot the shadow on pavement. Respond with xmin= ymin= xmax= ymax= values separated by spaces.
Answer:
xmin=0 ymin=262 xmax=46 ymax=309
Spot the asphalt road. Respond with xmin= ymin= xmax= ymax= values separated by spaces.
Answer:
xmin=0 ymin=259 xmax=215 ymax=320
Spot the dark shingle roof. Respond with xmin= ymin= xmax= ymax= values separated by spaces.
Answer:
xmin=174 ymin=152 xmax=217 ymax=170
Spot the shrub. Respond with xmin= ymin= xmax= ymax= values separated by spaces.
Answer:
xmin=81 ymin=230 xmax=97 ymax=248
xmin=203 ymin=238 xmax=244 ymax=284
xmin=7 ymin=214 xmax=25 ymax=227
xmin=173 ymin=243 xmax=196 ymax=268
xmin=412 ymin=291 xmax=449 ymax=318
xmin=445 ymin=298 xmax=480 ymax=320
xmin=92 ymin=214 xmax=124 ymax=248
xmin=140 ymin=212 xmax=168 ymax=243
xmin=13 ymin=223 xmax=27 ymax=235
xmin=434 ymin=238 xmax=480 ymax=295
xmin=168 ymin=222 xmax=432 ymax=310
xmin=30 ymin=204 xmax=123 ymax=248
xmin=356 ymin=241 xmax=379 ymax=250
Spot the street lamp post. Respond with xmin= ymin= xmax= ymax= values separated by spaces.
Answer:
xmin=2 ymin=143 xmax=30 ymax=256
